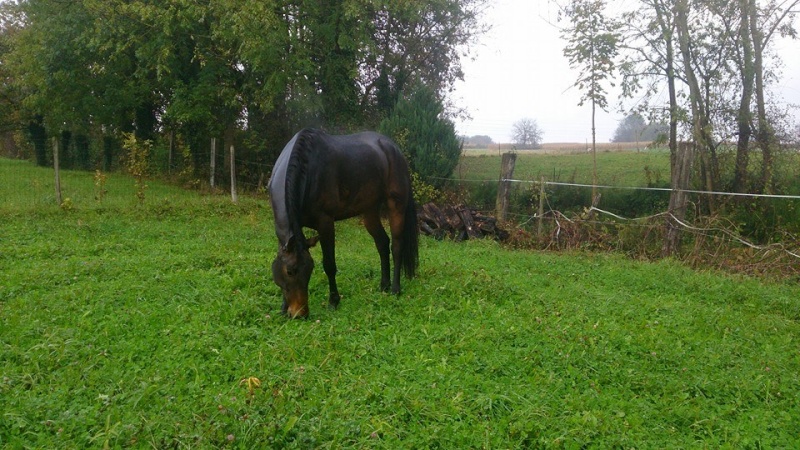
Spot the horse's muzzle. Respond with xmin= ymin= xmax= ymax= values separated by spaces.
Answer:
xmin=286 ymin=303 xmax=309 ymax=319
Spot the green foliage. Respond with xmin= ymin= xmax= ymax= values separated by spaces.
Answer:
xmin=410 ymin=171 xmax=442 ymax=205
xmin=3 ymin=158 xmax=800 ymax=447
xmin=561 ymin=0 xmax=620 ymax=111
xmin=379 ymin=85 xmax=462 ymax=188
xmin=1 ymin=0 xmax=487 ymax=173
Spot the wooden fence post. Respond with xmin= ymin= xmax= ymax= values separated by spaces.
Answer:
xmin=495 ymin=152 xmax=517 ymax=222
xmin=229 ymin=143 xmax=238 ymax=203
xmin=210 ymin=138 xmax=216 ymax=188
xmin=538 ymin=176 xmax=545 ymax=237
xmin=53 ymin=137 xmax=62 ymax=205
xmin=168 ymin=129 xmax=175 ymax=174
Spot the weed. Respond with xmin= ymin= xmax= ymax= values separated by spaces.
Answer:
xmin=121 ymin=133 xmax=151 ymax=205
xmin=93 ymin=170 xmax=108 ymax=203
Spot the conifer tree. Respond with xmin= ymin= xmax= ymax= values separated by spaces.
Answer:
xmin=379 ymin=85 xmax=462 ymax=188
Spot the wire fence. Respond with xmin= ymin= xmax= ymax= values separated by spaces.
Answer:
xmin=432 ymin=175 xmax=800 ymax=267
xmin=3 ymin=137 xmax=799 ymax=275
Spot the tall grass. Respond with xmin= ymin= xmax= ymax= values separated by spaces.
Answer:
xmin=2 ymin=158 xmax=800 ymax=448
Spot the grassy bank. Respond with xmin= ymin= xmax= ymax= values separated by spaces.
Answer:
xmin=2 ymin=158 xmax=800 ymax=448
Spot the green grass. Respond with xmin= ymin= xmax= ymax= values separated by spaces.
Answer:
xmin=2 ymin=158 xmax=800 ymax=448
xmin=456 ymin=149 xmax=671 ymax=187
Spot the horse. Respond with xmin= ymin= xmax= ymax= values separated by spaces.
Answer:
xmin=268 ymin=128 xmax=419 ymax=318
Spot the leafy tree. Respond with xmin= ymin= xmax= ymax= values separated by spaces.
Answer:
xmin=378 ymin=84 xmax=462 ymax=188
xmin=511 ymin=118 xmax=544 ymax=148
xmin=1 ymin=0 xmax=486 ymax=180
xmin=362 ymin=0 xmax=487 ymax=120
xmin=612 ymin=112 xmax=668 ymax=142
xmin=0 ymin=3 xmax=21 ymax=135
xmin=561 ymin=0 xmax=620 ymax=200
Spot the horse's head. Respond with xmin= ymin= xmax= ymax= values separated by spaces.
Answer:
xmin=271 ymin=235 xmax=318 ymax=318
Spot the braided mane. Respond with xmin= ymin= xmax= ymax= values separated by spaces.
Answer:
xmin=283 ymin=128 xmax=321 ymax=250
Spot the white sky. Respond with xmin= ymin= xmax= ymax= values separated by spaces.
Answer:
xmin=452 ymin=0 xmax=800 ymax=144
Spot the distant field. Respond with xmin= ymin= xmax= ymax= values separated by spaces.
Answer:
xmin=463 ymin=141 xmax=653 ymax=157
xmin=457 ymin=145 xmax=670 ymax=187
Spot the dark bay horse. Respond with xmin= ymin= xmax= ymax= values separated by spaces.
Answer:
xmin=268 ymin=128 xmax=419 ymax=318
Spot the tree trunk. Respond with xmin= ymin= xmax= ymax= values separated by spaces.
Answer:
xmin=591 ymin=95 xmax=598 ymax=205
xmin=733 ymin=0 xmax=755 ymax=193
xmin=676 ymin=0 xmax=715 ymax=212
xmin=168 ymin=129 xmax=175 ymax=174
xmin=749 ymin=0 xmax=773 ymax=194
xmin=28 ymin=117 xmax=48 ymax=167
xmin=229 ymin=143 xmax=238 ymax=204
xmin=664 ymin=141 xmax=695 ymax=257
xmin=103 ymin=135 xmax=114 ymax=171
xmin=660 ymin=0 xmax=687 ymax=256
xmin=210 ymin=137 xmax=217 ymax=188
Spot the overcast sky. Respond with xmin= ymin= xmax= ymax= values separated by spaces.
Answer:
xmin=452 ymin=0 xmax=800 ymax=144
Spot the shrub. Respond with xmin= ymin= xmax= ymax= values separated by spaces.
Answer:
xmin=379 ymin=84 xmax=462 ymax=189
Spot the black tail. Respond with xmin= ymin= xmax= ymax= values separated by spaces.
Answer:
xmin=401 ymin=185 xmax=419 ymax=278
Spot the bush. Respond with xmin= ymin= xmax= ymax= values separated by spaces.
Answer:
xmin=379 ymin=84 xmax=462 ymax=188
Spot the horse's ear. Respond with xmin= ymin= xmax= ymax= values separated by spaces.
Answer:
xmin=306 ymin=235 xmax=320 ymax=248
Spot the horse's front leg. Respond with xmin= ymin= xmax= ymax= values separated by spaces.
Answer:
xmin=317 ymin=218 xmax=340 ymax=309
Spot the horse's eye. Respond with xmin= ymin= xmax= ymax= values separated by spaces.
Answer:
xmin=286 ymin=267 xmax=296 ymax=277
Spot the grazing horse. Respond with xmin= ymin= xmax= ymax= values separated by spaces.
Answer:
xmin=268 ymin=128 xmax=419 ymax=318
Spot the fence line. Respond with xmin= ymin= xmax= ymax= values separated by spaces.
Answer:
xmin=432 ymin=176 xmax=800 ymax=201
xmin=432 ymin=174 xmax=800 ymax=261
xmin=502 ymin=203 xmax=800 ymax=261
xmin=582 ymin=207 xmax=800 ymax=259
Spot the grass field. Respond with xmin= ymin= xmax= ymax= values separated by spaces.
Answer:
xmin=2 ymin=158 xmax=800 ymax=448
xmin=457 ymin=146 xmax=671 ymax=187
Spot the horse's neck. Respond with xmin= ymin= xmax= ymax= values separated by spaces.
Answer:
xmin=269 ymin=138 xmax=296 ymax=247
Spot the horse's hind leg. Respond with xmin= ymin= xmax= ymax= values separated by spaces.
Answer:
xmin=364 ymin=209 xmax=391 ymax=292
xmin=386 ymin=198 xmax=406 ymax=295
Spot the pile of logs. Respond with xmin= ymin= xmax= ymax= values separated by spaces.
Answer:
xmin=418 ymin=203 xmax=509 ymax=242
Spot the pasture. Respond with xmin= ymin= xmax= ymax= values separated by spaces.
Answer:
xmin=457 ymin=145 xmax=671 ymax=187
xmin=2 ymin=158 xmax=800 ymax=448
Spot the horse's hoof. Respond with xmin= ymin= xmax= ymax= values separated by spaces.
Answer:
xmin=328 ymin=293 xmax=341 ymax=310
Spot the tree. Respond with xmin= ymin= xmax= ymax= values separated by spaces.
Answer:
xmin=363 ymin=0 xmax=487 ymax=120
xmin=743 ymin=0 xmax=798 ymax=194
xmin=0 ymin=3 xmax=21 ymax=135
xmin=511 ymin=118 xmax=544 ymax=148
xmin=561 ymin=0 xmax=620 ymax=201
xmin=615 ymin=0 xmax=798 ymax=252
xmin=612 ymin=112 xmax=668 ymax=142
xmin=379 ymin=84 xmax=462 ymax=188
xmin=1 ymin=0 xmax=487 ymax=183
xmin=463 ymin=135 xmax=494 ymax=148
